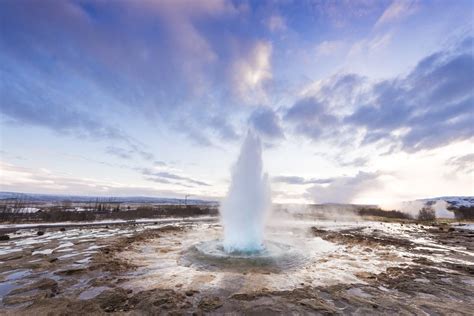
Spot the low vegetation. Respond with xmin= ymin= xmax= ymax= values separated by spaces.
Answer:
xmin=357 ymin=207 xmax=411 ymax=220
xmin=449 ymin=206 xmax=474 ymax=220
xmin=1 ymin=196 xmax=473 ymax=223
xmin=417 ymin=206 xmax=436 ymax=221
xmin=0 ymin=198 xmax=218 ymax=223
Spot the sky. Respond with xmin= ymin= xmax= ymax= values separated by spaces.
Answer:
xmin=0 ymin=0 xmax=473 ymax=205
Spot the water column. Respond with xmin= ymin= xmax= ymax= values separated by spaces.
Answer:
xmin=219 ymin=131 xmax=271 ymax=253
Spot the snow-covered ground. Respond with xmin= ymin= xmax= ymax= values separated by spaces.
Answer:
xmin=1 ymin=218 xmax=473 ymax=313
xmin=454 ymin=223 xmax=474 ymax=231
xmin=119 ymin=220 xmax=474 ymax=292
xmin=424 ymin=196 xmax=474 ymax=208
xmin=0 ymin=216 xmax=216 ymax=231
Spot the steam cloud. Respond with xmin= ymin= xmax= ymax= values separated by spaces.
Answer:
xmin=381 ymin=200 xmax=454 ymax=219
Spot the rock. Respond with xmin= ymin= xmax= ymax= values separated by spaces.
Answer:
xmin=3 ymin=292 xmax=49 ymax=306
xmin=185 ymin=290 xmax=198 ymax=296
xmin=37 ymin=231 xmax=45 ymax=236
xmin=413 ymin=257 xmax=433 ymax=266
xmin=93 ymin=288 xmax=128 ymax=312
xmin=0 ymin=234 xmax=10 ymax=241
xmin=198 ymin=297 xmax=223 ymax=311
xmin=35 ymin=278 xmax=59 ymax=292
xmin=26 ymin=298 xmax=104 ymax=315
xmin=0 ymin=252 xmax=23 ymax=261
xmin=55 ymin=268 xmax=87 ymax=275
xmin=355 ymin=272 xmax=376 ymax=280
xmin=7 ymin=278 xmax=58 ymax=301
xmin=299 ymin=298 xmax=337 ymax=313
xmin=128 ymin=288 xmax=187 ymax=313
xmin=60 ymin=228 xmax=66 ymax=232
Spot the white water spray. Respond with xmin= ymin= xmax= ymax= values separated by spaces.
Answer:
xmin=220 ymin=131 xmax=271 ymax=253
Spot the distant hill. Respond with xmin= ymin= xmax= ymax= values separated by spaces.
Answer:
xmin=1 ymin=191 xmax=471 ymax=209
xmin=0 ymin=191 xmax=218 ymax=206
xmin=420 ymin=196 xmax=474 ymax=208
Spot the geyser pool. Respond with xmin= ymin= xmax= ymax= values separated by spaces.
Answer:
xmin=219 ymin=131 xmax=271 ymax=253
xmin=181 ymin=239 xmax=308 ymax=272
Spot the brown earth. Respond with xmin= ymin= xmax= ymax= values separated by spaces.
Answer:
xmin=1 ymin=222 xmax=473 ymax=315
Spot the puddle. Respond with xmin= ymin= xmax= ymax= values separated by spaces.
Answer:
xmin=0 ymin=282 xmax=17 ymax=298
xmin=347 ymin=287 xmax=372 ymax=298
xmin=5 ymin=270 xmax=31 ymax=281
xmin=78 ymin=286 xmax=111 ymax=300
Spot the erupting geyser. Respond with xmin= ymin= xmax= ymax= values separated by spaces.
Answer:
xmin=220 ymin=131 xmax=271 ymax=253
xmin=183 ymin=134 xmax=305 ymax=268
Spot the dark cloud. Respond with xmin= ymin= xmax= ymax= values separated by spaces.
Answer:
xmin=140 ymin=168 xmax=210 ymax=187
xmin=272 ymin=175 xmax=333 ymax=185
xmin=105 ymin=143 xmax=155 ymax=161
xmin=144 ymin=177 xmax=174 ymax=185
xmin=446 ymin=154 xmax=474 ymax=174
xmin=128 ymin=144 xmax=155 ymax=161
xmin=0 ymin=161 xmax=189 ymax=198
xmin=347 ymin=80 xmax=412 ymax=131
xmin=336 ymin=156 xmax=369 ymax=168
xmin=0 ymin=80 xmax=128 ymax=141
xmin=286 ymin=37 xmax=474 ymax=152
xmin=2 ymin=0 xmax=471 ymax=156
xmin=249 ymin=107 xmax=284 ymax=139
xmin=153 ymin=161 xmax=167 ymax=167
xmin=318 ymin=74 xmax=366 ymax=102
xmin=284 ymin=97 xmax=338 ymax=140
xmin=0 ymin=0 xmax=262 ymax=147
xmin=207 ymin=115 xmax=239 ymax=141
xmin=349 ymin=47 xmax=474 ymax=151
xmin=105 ymin=146 xmax=133 ymax=160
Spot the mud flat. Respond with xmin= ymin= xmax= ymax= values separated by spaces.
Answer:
xmin=1 ymin=219 xmax=473 ymax=315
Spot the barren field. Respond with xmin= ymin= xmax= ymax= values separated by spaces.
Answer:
xmin=1 ymin=218 xmax=473 ymax=315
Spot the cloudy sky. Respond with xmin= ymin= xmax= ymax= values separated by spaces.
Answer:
xmin=0 ymin=0 xmax=473 ymax=204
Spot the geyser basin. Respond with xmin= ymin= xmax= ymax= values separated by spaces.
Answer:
xmin=181 ymin=239 xmax=308 ymax=272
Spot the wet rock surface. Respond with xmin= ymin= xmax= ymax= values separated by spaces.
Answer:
xmin=0 ymin=219 xmax=472 ymax=315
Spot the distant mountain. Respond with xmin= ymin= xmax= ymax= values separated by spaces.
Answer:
xmin=420 ymin=196 xmax=474 ymax=208
xmin=0 ymin=191 xmax=218 ymax=205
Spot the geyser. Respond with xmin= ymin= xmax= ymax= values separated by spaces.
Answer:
xmin=220 ymin=131 xmax=271 ymax=253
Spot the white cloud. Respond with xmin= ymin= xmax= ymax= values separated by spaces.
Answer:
xmin=231 ymin=41 xmax=272 ymax=104
xmin=306 ymin=171 xmax=382 ymax=204
xmin=138 ymin=0 xmax=239 ymax=95
xmin=348 ymin=32 xmax=392 ymax=57
xmin=315 ymin=40 xmax=345 ymax=57
xmin=265 ymin=15 xmax=286 ymax=32
xmin=375 ymin=0 xmax=419 ymax=28
xmin=0 ymin=161 xmax=215 ymax=199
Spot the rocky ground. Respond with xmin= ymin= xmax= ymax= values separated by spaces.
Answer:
xmin=0 ymin=219 xmax=473 ymax=315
